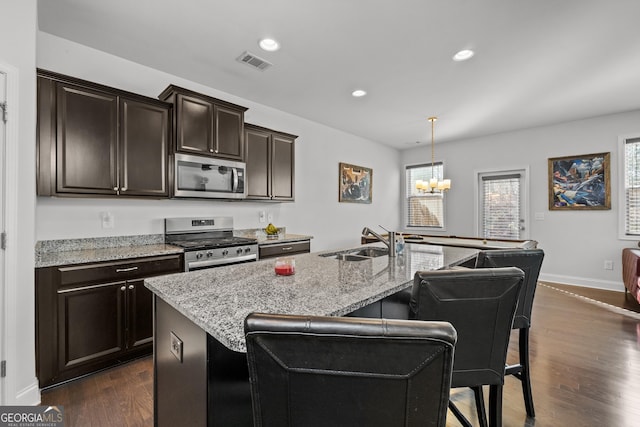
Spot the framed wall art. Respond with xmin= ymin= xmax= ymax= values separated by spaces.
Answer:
xmin=339 ymin=162 xmax=372 ymax=203
xmin=548 ymin=152 xmax=610 ymax=210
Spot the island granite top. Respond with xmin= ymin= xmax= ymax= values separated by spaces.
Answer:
xmin=145 ymin=243 xmax=479 ymax=353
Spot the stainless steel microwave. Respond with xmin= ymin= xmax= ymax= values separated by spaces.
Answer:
xmin=173 ymin=153 xmax=247 ymax=199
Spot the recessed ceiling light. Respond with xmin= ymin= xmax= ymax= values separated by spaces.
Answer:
xmin=352 ymin=89 xmax=367 ymax=97
xmin=453 ymin=49 xmax=474 ymax=61
xmin=259 ymin=38 xmax=280 ymax=52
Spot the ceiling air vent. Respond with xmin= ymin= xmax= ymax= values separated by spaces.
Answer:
xmin=236 ymin=51 xmax=272 ymax=71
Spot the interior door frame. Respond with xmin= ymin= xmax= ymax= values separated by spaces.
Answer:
xmin=473 ymin=166 xmax=530 ymax=240
xmin=0 ymin=61 xmax=19 ymax=405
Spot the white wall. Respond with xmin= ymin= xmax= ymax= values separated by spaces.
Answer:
xmin=36 ymin=32 xmax=401 ymax=252
xmin=0 ymin=0 xmax=39 ymax=405
xmin=402 ymin=110 xmax=640 ymax=291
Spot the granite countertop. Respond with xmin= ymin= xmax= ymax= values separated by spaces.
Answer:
xmin=34 ymin=234 xmax=184 ymax=268
xmin=145 ymin=243 xmax=479 ymax=353
xmin=34 ymin=231 xmax=313 ymax=268
xmin=255 ymin=233 xmax=313 ymax=245
xmin=36 ymin=244 xmax=184 ymax=268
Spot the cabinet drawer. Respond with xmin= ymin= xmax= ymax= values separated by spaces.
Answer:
xmin=58 ymin=254 xmax=183 ymax=287
xmin=259 ymin=241 xmax=310 ymax=259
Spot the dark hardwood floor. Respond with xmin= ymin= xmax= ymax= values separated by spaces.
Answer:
xmin=42 ymin=282 xmax=640 ymax=426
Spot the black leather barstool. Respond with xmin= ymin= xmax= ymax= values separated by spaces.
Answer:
xmin=244 ymin=312 xmax=457 ymax=427
xmin=410 ymin=267 xmax=524 ymax=427
xmin=474 ymin=249 xmax=544 ymax=418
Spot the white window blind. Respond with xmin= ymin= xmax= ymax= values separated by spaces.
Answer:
xmin=481 ymin=174 xmax=521 ymax=239
xmin=624 ymin=137 xmax=640 ymax=235
xmin=406 ymin=163 xmax=444 ymax=228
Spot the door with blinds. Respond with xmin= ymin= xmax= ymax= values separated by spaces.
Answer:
xmin=478 ymin=170 xmax=528 ymax=239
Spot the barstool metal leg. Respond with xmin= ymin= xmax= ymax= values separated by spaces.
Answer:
xmin=519 ymin=327 xmax=535 ymax=417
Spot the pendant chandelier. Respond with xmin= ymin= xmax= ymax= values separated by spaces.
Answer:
xmin=415 ymin=116 xmax=451 ymax=193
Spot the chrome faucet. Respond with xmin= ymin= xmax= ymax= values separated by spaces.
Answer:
xmin=362 ymin=226 xmax=396 ymax=257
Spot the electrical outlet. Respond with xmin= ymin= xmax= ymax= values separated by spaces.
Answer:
xmin=101 ymin=212 xmax=114 ymax=229
xmin=170 ymin=331 xmax=183 ymax=363
xmin=604 ymin=260 xmax=614 ymax=270
xmin=259 ymin=211 xmax=266 ymax=223
xmin=267 ymin=212 xmax=273 ymax=222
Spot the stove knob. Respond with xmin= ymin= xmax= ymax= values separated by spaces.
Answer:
xmin=222 ymin=249 xmax=229 ymax=256
xmin=236 ymin=248 xmax=243 ymax=255
xmin=196 ymin=253 xmax=204 ymax=259
xmin=207 ymin=251 xmax=213 ymax=258
xmin=244 ymin=247 xmax=251 ymax=253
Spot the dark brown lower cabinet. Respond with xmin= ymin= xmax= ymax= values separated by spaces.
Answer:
xmin=36 ymin=254 xmax=183 ymax=388
xmin=258 ymin=240 xmax=311 ymax=259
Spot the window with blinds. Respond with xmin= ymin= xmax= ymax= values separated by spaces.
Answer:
xmin=481 ymin=174 xmax=521 ymax=239
xmin=405 ymin=163 xmax=445 ymax=228
xmin=624 ymin=137 xmax=640 ymax=235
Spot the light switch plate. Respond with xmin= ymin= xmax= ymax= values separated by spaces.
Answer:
xmin=170 ymin=331 xmax=183 ymax=363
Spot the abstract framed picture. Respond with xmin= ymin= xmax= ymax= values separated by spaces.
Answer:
xmin=548 ymin=152 xmax=610 ymax=210
xmin=339 ymin=162 xmax=372 ymax=203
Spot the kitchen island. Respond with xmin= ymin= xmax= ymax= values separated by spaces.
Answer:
xmin=145 ymin=242 xmax=479 ymax=426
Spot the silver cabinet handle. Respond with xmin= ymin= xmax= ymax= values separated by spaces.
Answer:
xmin=128 ymin=284 xmax=135 ymax=290
xmin=113 ymin=187 xmax=118 ymax=191
xmin=120 ymin=286 xmax=126 ymax=291
xmin=121 ymin=187 xmax=127 ymax=192
xmin=209 ymin=148 xmax=214 ymax=152
xmin=281 ymin=247 xmax=293 ymax=251
xmin=115 ymin=266 xmax=139 ymax=273
xmin=57 ymin=282 xmax=123 ymax=294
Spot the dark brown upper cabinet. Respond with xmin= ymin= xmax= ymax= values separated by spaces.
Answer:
xmin=37 ymin=70 xmax=171 ymax=198
xmin=158 ymin=85 xmax=247 ymax=161
xmin=245 ymin=123 xmax=297 ymax=201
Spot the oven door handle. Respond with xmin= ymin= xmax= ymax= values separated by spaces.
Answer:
xmin=188 ymin=253 xmax=257 ymax=269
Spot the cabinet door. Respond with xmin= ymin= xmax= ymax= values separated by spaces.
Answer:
xmin=214 ymin=105 xmax=244 ymax=160
xmin=126 ymin=279 xmax=153 ymax=349
xmin=245 ymin=126 xmax=272 ymax=199
xmin=176 ymin=93 xmax=214 ymax=155
xmin=57 ymin=282 xmax=125 ymax=371
xmin=120 ymin=97 xmax=170 ymax=197
xmin=56 ymin=82 xmax=118 ymax=194
xmin=271 ymin=133 xmax=295 ymax=200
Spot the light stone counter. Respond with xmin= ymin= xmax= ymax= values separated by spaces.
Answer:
xmin=35 ymin=235 xmax=183 ymax=268
xmin=255 ymin=233 xmax=313 ymax=245
xmin=145 ymin=242 xmax=479 ymax=352
xmin=233 ymin=228 xmax=313 ymax=246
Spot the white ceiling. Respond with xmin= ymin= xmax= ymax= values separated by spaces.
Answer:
xmin=37 ymin=0 xmax=640 ymax=149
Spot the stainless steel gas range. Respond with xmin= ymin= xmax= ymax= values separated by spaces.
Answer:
xmin=165 ymin=217 xmax=258 ymax=271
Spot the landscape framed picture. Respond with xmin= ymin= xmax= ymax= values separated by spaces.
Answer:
xmin=548 ymin=152 xmax=610 ymax=210
xmin=339 ymin=162 xmax=372 ymax=203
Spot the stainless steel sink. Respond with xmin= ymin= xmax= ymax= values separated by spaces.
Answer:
xmin=334 ymin=254 xmax=371 ymax=262
xmin=319 ymin=246 xmax=389 ymax=261
xmin=348 ymin=247 xmax=389 ymax=258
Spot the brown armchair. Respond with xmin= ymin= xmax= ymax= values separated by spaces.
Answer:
xmin=622 ymin=248 xmax=640 ymax=304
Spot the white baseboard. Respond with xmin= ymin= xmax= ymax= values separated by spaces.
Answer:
xmin=539 ymin=273 xmax=624 ymax=292
xmin=14 ymin=379 xmax=41 ymax=405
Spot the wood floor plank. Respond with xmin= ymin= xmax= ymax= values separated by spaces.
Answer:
xmin=41 ymin=283 xmax=640 ymax=426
